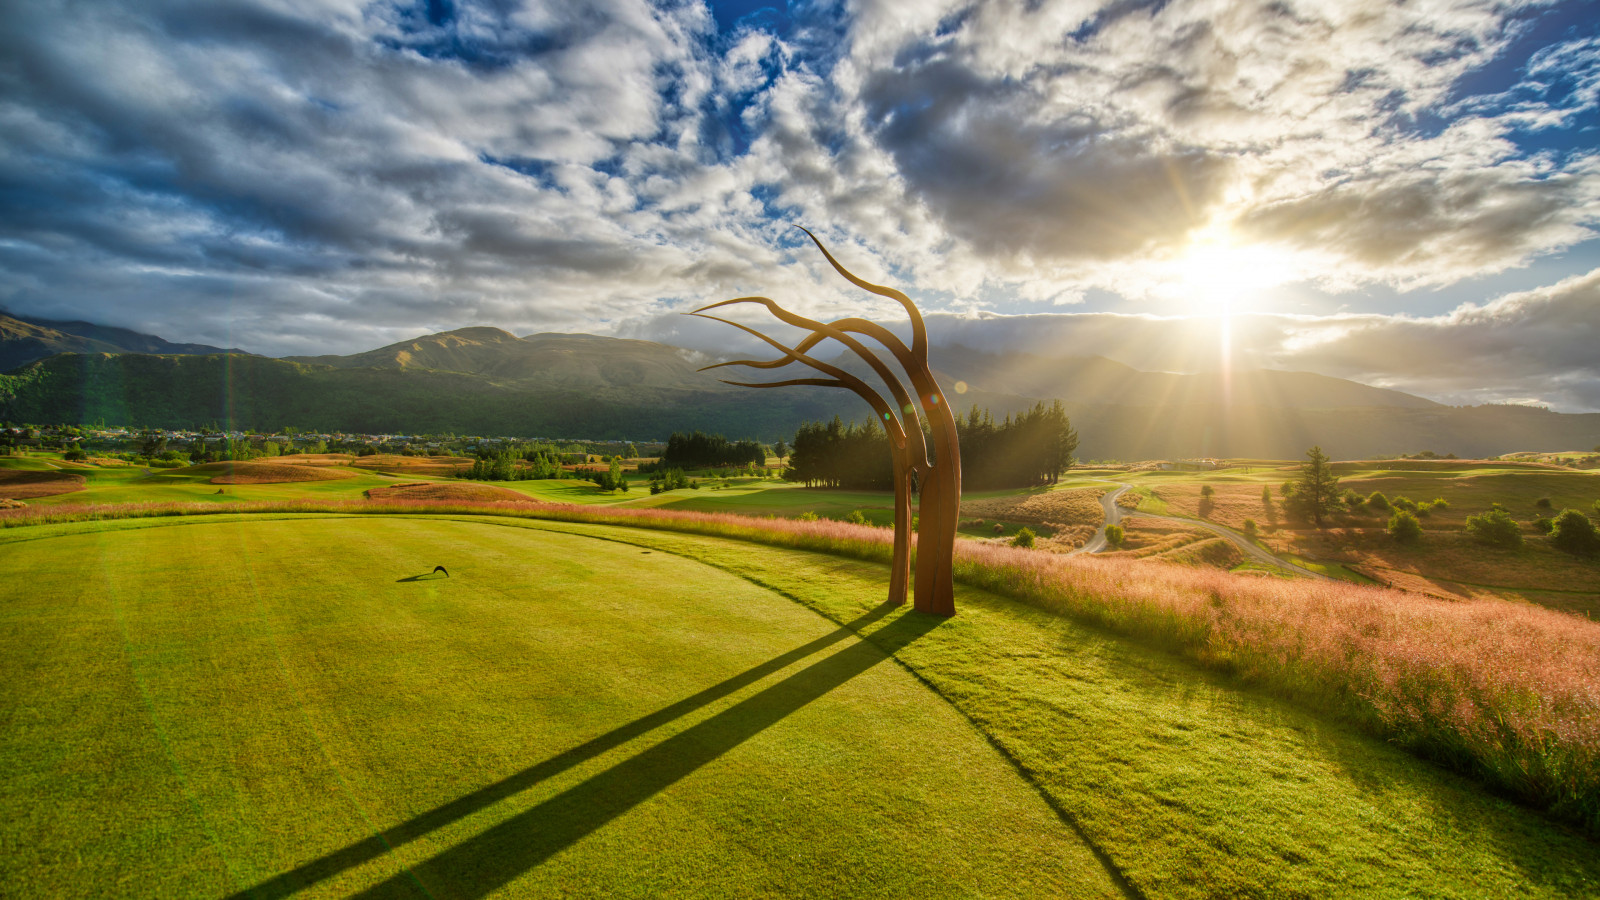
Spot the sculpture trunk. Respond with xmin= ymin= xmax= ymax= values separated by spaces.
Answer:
xmin=913 ymin=404 xmax=961 ymax=616
xmin=888 ymin=455 xmax=913 ymax=606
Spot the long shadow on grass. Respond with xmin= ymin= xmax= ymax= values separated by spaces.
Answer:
xmin=230 ymin=602 xmax=908 ymax=900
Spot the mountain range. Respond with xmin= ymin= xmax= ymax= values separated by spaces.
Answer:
xmin=0 ymin=312 xmax=248 ymax=371
xmin=3 ymin=316 xmax=1597 ymax=459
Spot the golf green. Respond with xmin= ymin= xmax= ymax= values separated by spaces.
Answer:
xmin=1 ymin=516 xmax=1119 ymax=898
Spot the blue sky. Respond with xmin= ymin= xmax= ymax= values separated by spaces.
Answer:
xmin=1 ymin=0 xmax=1598 ymax=409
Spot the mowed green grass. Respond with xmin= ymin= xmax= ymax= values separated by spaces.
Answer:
xmin=0 ymin=516 xmax=1114 ymax=899
xmin=7 ymin=460 xmax=401 ymax=507
xmin=4 ymin=515 xmax=1598 ymax=897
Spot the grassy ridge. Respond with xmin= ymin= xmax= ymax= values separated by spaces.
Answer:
xmin=5 ymin=496 xmax=1599 ymax=836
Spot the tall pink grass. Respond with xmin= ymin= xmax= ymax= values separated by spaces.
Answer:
xmin=6 ymin=498 xmax=1598 ymax=833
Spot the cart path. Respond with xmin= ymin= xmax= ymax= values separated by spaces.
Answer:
xmin=1072 ymin=483 xmax=1331 ymax=581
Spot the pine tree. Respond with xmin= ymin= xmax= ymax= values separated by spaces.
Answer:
xmin=1289 ymin=445 xmax=1340 ymax=527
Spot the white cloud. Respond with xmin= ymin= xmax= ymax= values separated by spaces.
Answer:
xmin=0 ymin=0 xmax=1596 ymax=408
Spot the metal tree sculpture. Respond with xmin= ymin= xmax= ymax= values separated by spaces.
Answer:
xmin=690 ymin=228 xmax=961 ymax=616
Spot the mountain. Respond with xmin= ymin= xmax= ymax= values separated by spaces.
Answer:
xmin=1 ymin=312 xmax=248 ymax=371
xmin=924 ymin=346 xmax=1440 ymax=410
xmin=0 ymin=315 xmax=124 ymax=371
xmin=287 ymin=328 xmax=715 ymax=391
xmin=3 ymin=322 xmax=1597 ymax=456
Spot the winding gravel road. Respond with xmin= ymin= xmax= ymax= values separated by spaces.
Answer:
xmin=1071 ymin=482 xmax=1331 ymax=581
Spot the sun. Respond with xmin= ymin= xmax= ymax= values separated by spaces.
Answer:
xmin=1170 ymin=224 xmax=1297 ymax=316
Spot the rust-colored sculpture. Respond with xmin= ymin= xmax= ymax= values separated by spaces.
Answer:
xmin=690 ymin=228 xmax=961 ymax=616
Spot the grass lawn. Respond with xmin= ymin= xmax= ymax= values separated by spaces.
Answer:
xmin=0 ymin=516 xmax=1112 ymax=899
xmin=3 ymin=514 xmax=1597 ymax=897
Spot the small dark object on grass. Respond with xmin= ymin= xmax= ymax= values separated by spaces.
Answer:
xmin=433 ymin=565 xmax=448 ymax=577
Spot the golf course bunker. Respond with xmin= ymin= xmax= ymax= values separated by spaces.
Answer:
xmin=0 ymin=515 xmax=1118 ymax=898
xmin=194 ymin=461 xmax=355 ymax=484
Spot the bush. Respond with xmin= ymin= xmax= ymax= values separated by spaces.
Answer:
xmin=1366 ymin=491 xmax=1390 ymax=511
xmin=1431 ymin=497 xmax=1450 ymax=510
xmin=1535 ymin=497 xmax=1553 ymax=510
xmin=1342 ymin=489 xmax=1363 ymax=509
xmin=844 ymin=509 xmax=868 ymax=525
xmin=1465 ymin=507 xmax=1522 ymax=548
xmin=1392 ymin=496 xmax=1417 ymax=512
xmin=1550 ymin=509 xmax=1600 ymax=556
xmin=796 ymin=511 xmax=818 ymax=522
xmin=1010 ymin=527 xmax=1036 ymax=549
xmin=1105 ymin=524 xmax=1125 ymax=548
xmin=993 ymin=523 xmax=1005 ymax=535
xmin=1533 ymin=517 xmax=1554 ymax=535
xmin=1387 ymin=509 xmax=1423 ymax=544
xmin=1242 ymin=519 xmax=1258 ymax=540
xmin=1200 ymin=485 xmax=1215 ymax=498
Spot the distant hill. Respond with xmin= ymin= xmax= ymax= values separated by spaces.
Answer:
xmin=1 ymin=312 xmax=248 ymax=371
xmin=287 ymin=328 xmax=714 ymax=391
xmin=925 ymin=346 xmax=1441 ymax=410
xmin=3 ymin=322 xmax=1597 ymax=456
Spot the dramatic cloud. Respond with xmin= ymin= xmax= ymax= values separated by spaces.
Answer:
xmin=1 ymin=0 xmax=1597 ymax=403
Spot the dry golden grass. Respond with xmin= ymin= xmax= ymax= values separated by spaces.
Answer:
xmin=278 ymin=453 xmax=355 ymax=466
xmin=1036 ymin=524 xmax=1096 ymax=552
xmin=1100 ymin=517 xmax=1218 ymax=561
xmin=960 ymin=487 xmax=1106 ymax=530
xmin=363 ymin=482 xmax=529 ymax=503
xmin=1153 ymin=484 xmax=1270 ymax=530
xmin=194 ymin=462 xmax=355 ymax=485
xmin=351 ymin=455 xmax=473 ymax=477
xmin=0 ymin=470 xmax=86 ymax=498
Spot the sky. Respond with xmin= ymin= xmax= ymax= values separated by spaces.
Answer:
xmin=2 ymin=0 xmax=1598 ymax=410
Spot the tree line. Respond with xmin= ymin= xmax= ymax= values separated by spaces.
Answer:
xmin=651 ymin=431 xmax=766 ymax=470
xmin=784 ymin=402 xmax=1079 ymax=491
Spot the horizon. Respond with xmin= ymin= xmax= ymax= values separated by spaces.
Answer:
xmin=2 ymin=1 xmax=1599 ymax=410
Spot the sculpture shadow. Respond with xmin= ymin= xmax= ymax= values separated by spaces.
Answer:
xmin=233 ymin=602 xmax=928 ymax=900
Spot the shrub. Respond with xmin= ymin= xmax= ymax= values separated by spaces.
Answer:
xmin=1010 ymin=527 xmax=1036 ymax=549
xmin=1535 ymin=497 xmax=1553 ymax=510
xmin=1342 ymin=489 xmax=1363 ymax=509
xmin=1465 ymin=507 xmax=1522 ymax=548
xmin=1242 ymin=519 xmax=1258 ymax=540
xmin=1392 ymin=496 xmax=1417 ymax=512
xmin=993 ymin=523 xmax=1005 ymax=535
xmin=1105 ymin=524 xmax=1125 ymax=547
xmin=1200 ymin=485 xmax=1215 ymax=498
xmin=1366 ymin=491 xmax=1390 ymax=511
xmin=1388 ymin=509 xmax=1423 ymax=544
xmin=844 ymin=509 xmax=868 ymax=525
xmin=796 ymin=511 xmax=819 ymax=522
xmin=1261 ymin=485 xmax=1272 ymax=505
xmin=1533 ymin=517 xmax=1555 ymax=535
xmin=1431 ymin=497 xmax=1450 ymax=510
xmin=1550 ymin=509 xmax=1600 ymax=556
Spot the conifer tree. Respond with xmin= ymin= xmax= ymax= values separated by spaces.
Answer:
xmin=1289 ymin=445 xmax=1340 ymax=527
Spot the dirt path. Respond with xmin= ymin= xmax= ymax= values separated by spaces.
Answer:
xmin=1072 ymin=482 xmax=1331 ymax=581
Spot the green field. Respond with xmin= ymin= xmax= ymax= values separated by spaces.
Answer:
xmin=4 ymin=514 xmax=1596 ymax=897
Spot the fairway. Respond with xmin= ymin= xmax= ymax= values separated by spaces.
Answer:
xmin=5 ymin=513 xmax=1598 ymax=898
xmin=1 ymin=517 xmax=1116 ymax=898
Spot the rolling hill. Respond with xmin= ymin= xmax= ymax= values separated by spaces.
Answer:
xmin=4 ymin=322 xmax=1598 ymax=456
